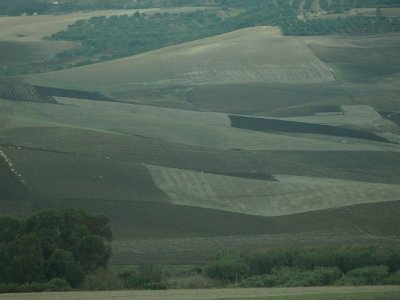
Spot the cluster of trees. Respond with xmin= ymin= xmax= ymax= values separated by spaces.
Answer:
xmin=47 ymin=1 xmax=400 ymax=66
xmin=50 ymin=10 xmax=225 ymax=63
xmin=0 ymin=209 xmax=112 ymax=291
xmin=205 ymin=245 xmax=400 ymax=287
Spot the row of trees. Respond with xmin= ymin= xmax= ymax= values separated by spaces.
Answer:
xmin=205 ymin=245 xmax=400 ymax=287
xmin=0 ymin=209 xmax=112 ymax=289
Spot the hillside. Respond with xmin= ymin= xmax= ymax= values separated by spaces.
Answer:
xmin=28 ymin=27 xmax=335 ymax=92
xmin=1 ymin=4 xmax=400 ymax=266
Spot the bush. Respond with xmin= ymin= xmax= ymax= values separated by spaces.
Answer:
xmin=383 ymin=270 xmax=400 ymax=285
xmin=239 ymin=274 xmax=279 ymax=288
xmin=338 ymin=266 xmax=390 ymax=286
xmin=143 ymin=282 xmax=168 ymax=290
xmin=0 ymin=279 xmax=71 ymax=294
xmin=284 ymin=268 xmax=342 ymax=287
xmin=246 ymin=249 xmax=290 ymax=275
xmin=168 ymin=274 xmax=215 ymax=289
xmin=119 ymin=264 xmax=167 ymax=290
xmin=83 ymin=268 xmax=123 ymax=291
xmin=205 ymin=253 xmax=250 ymax=283
xmin=45 ymin=278 xmax=71 ymax=292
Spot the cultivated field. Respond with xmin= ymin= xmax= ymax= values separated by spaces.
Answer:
xmin=147 ymin=164 xmax=400 ymax=217
xmin=280 ymin=105 xmax=398 ymax=132
xmin=2 ymin=286 xmax=400 ymax=300
xmin=2 ymin=98 xmax=399 ymax=152
xmin=28 ymin=27 xmax=335 ymax=93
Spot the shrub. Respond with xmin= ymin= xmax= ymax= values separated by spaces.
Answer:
xmin=45 ymin=278 xmax=71 ymax=292
xmin=205 ymin=253 xmax=250 ymax=283
xmin=83 ymin=268 xmax=123 ymax=291
xmin=383 ymin=270 xmax=400 ymax=285
xmin=168 ymin=274 xmax=215 ymax=289
xmin=246 ymin=249 xmax=290 ymax=275
xmin=143 ymin=282 xmax=168 ymax=290
xmin=239 ymin=274 xmax=279 ymax=288
xmin=338 ymin=266 xmax=390 ymax=286
xmin=284 ymin=267 xmax=342 ymax=287
xmin=119 ymin=264 xmax=166 ymax=290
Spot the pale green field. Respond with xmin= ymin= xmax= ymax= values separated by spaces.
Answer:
xmin=147 ymin=164 xmax=400 ymax=216
xmin=2 ymin=98 xmax=399 ymax=152
xmin=28 ymin=27 xmax=335 ymax=93
xmin=1 ymin=286 xmax=399 ymax=300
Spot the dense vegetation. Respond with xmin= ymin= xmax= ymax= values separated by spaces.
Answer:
xmin=48 ymin=1 xmax=400 ymax=67
xmin=2 ymin=0 xmax=400 ymax=16
xmin=79 ymin=244 xmax=400 ymax=291
xmin=205 ymin=246 xmax=400 ymax=287
xmin=51 ymin=10 xmax=225 ymax=63
xmin=0 ymin=209 xmax=111 ymax=291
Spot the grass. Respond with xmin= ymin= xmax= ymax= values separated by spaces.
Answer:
xmin=1 ymin=286 xmax=399 ymax=300
xmin=235 ymin=292 xmax=400 ymax=300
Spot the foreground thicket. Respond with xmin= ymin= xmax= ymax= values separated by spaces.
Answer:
xmin=205 ymin=246 xmax=400 ymax=287
xmin=0 ymin=209 xmax=112 ymax=291
xmin=93 ymin=245 xmax=400 ymax=291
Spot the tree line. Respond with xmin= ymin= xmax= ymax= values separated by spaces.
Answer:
xmin=1 ymin=209 xmax=400 ymax=292
xmin=205 ymin=245 xmax=400 ymax=287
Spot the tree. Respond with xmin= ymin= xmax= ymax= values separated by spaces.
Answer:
xmin=44 ymin=249 xmax=84 ymax=288
xmin=0 ymin=209 xmax=112 ymax=288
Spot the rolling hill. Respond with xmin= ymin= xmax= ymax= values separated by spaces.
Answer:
xmin=28 ymin=27 xmax=335 ymax=92
xmin=1 ymin=21 xmax=399 ymax=265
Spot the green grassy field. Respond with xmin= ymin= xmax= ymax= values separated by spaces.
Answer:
xmin=1 ymin=286 xmax=399 ymax=300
